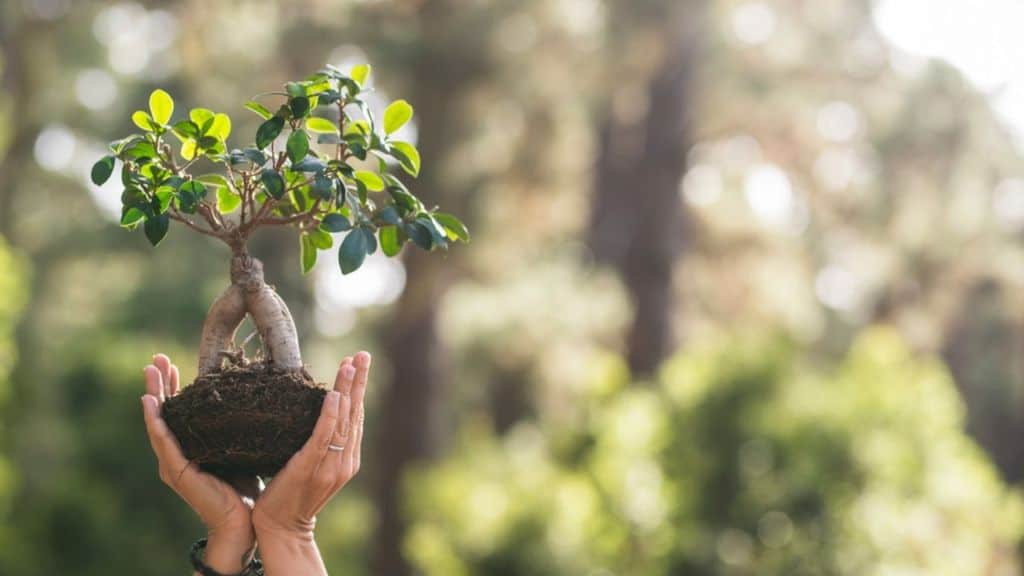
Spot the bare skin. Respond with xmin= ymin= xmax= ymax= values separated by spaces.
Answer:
xmin=141 ymin=352 xmax=371 ymax=575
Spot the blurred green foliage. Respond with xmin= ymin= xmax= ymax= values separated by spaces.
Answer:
xmin=407 ymin=328 xmax=1023 ymax=575
xmin=0 ymin=236 xmax=26 ymax=564
xmin=3 ymin=0 xmax=1024 ymax=574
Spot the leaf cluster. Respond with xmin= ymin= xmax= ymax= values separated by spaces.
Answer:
xmin=91 ymin=64 xmax=468 ymax=275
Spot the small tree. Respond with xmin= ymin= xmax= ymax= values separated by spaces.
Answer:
xmin=91 ymin=64 xmax=468 ymax=478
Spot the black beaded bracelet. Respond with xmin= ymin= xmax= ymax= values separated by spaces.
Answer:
xmin=190 ymin=537 xmax=264 ymax=576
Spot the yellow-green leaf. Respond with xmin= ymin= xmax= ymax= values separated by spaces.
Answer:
xmin=306 ymin=117 xmax=338 ymax=134
xmin=216 ymin=186 xmax=242 ymax=214
xmin=208 ymin=113 xmax=232 ymax=141
xmin=149 ymin=89 xmax=174 ymax=125
xmin=300 ymin=234 xmax=318 ymax=274
xmin=132 ymin=110 xmax=156 ymax=132
xmin=190 ymin=108 xmax=215 ymax=128
xmin=354 ymin=170 xmax=385 ymax=192
xmin=344 ymin=120 xmax=371 ymax=137
xmin=383 ymin=99 xmax=413 ymax=135
xmin=244 ymin=101 xmax=274 ymax=120
xmin=390 ymin=141 xmax=421 ymax=177
xmin=351 ymin=64 xmax=372 ymax=86
xmin=181 ymin=138 xmax=197 ymax=160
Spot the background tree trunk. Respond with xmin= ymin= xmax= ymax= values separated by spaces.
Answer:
xmin=371 ymin=1 xmax=482 ymax=571
xmin=588 ymin=3 xmax=703 ymax=377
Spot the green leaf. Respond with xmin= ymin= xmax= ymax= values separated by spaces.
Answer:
xmin=243 ymin=148 xmax=267 ymax=165
xmin=261 ymin=168 xmax=285 ymax=199
xmin=380 ymin=225 xmax=402 ymax=256
xmin=244 ymin=101 xmax=274 ymax=120
xmin=180 ymin=180 xmax=208 ymax=199
xmin=132 ymin=110 xmax=156 ymax=132
xmin=383 ymin=99 xmax=413 ymax=135
xmin=208 ymin=113 xmax=232 ymax=141
xmin=189 ymin=108 xmax=215 ymax=127
xmin=177 ymin=180 xmax=207 ymax=213
xmin=287 ymin=130 xmax=309 ymax=164
xmin=339 ymin=228 xmax=369 ymax=274
xmin=309 ymin=228 xmax=333 ymax=249
xmin=154 ymin=185 xmax=175 ymax=213
xmin=290 ymin=96 xmax=310 ymax=118
xmin=389 ymin=141 xmax=421 ymax=177
xmin=197 ymin=174 xmax=230 ymax=190
xmin=351 ymin=64 xmax=372 ymax=86
xmin=144 ymin=212 xmax=169 ymax=246
xmin=292 ymin=157 xmax=325 ymax=173
xmin=255 ymin=116 xmax=285 ymax=149
xmin=120 ymin=206 xmax=147 ymax=228
xmin=433 ymin=212 xmax=470 ymax=242
xmin=354 ymin=170 xmax=385 ymax=192
xmin=378 ymin=205 xmax=402 ymax=225
xmin=91 ymin=155 xmax=115 ymax=185
xmin=405 ymin=220 xmax=433 ymax=250
xmin=286 ymin=82 xmax=305 ymax=97
xmin=300 ymin=234 xmax=318 ymax=274
xmin=419 ymin=214 xmax=449 ymax=249
xmin=311 ymin=174 xmax=334 ymax=199
xmin=321 ymin=213 xmax=351 ymax=233
xmin=216 ymin=186 xmax=242 ymax=214
xmin=172 ymin=120 xmax=200 ymax=140
xmin=306 ymin=117 xmax=338 ymax=134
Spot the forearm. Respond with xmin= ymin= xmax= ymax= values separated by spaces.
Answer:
xmin=255 ymin=529 xmax=326 ymax=576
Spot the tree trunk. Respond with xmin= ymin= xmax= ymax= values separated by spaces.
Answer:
xmin=588 ymin=8 xmax=701 ymax=377
xmin=373 ymin=251 xmax=445 ymax=576
xmin=370 ymin=1 xmax=477 ymax=571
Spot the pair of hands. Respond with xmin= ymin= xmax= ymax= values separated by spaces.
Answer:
xmin=141 ymin=352 xmax=371 ymax=575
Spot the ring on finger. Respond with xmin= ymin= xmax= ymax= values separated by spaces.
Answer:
xmin=328 ymin=444 xmax=345 ymax=452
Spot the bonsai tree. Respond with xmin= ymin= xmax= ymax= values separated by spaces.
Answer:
xmin=91 ymin=64 xmax=467 ymax=479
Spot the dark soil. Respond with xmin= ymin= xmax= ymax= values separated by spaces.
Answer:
xmin=162 ymin=363 xmax=327 ymax=479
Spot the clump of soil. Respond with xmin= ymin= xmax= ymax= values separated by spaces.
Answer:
xmin=162 ymin=362 xmax=327 ymax=478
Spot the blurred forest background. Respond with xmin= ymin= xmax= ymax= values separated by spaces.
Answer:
xmin=3 ymin=0 xmax=1024 ymax=574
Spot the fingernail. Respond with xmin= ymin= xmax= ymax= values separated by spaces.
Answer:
xmin=342 ymin=365 xmax=356 ymax=379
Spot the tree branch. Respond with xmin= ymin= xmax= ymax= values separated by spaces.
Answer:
xmin=169 ymin=208 xmax=226 ymax=240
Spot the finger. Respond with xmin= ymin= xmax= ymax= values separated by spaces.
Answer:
xmin=333 ymin=362 xmax=355 ymax=395
xmin=351 ymin=352 xmax=371 ymax=469
xmin=290 ymin=391 xmax=341 ymax=473
xmin=140 ymin=393 xmax=189 ymax=478
xmin=320 ymin=389 xmax=352 ymax=480
xmin=352 ymin=402 xmax=365 ymax=472
xmin=325 ymin=365 xmax=356 ymax=470
xmin=153 ymin=354 xmax=172 ymax=401
xmin=350 ymin=352 xmax=370 ymax=415
xmin=169 ymin=363 xmax=180 ymax=397
xmin=144 ymin=365 xmax=165 ymax=406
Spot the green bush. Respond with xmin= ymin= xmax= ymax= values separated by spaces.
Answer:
xmin=406 ymin=328 xmax=1023 ymax=575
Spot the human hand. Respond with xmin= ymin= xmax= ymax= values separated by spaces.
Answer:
xmin=252 ymin=352 xmax=370 ymax=575
xmin=141 ymin=354 xmax=257 ymax=573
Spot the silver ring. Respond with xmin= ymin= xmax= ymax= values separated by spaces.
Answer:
xmin=328 ymin=444 xmax=345 ymax=452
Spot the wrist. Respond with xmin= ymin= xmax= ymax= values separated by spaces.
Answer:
xmin=252 ymin=508 xmax=316 ymax=543
xmin=254 ymin=527 xmax=325 ymax=576
xmin=203 ymin=524 xmax=256 ymax=574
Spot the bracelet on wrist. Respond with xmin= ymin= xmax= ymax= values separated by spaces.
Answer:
xmin=190 ymin=537 xmax=263 ymax=576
